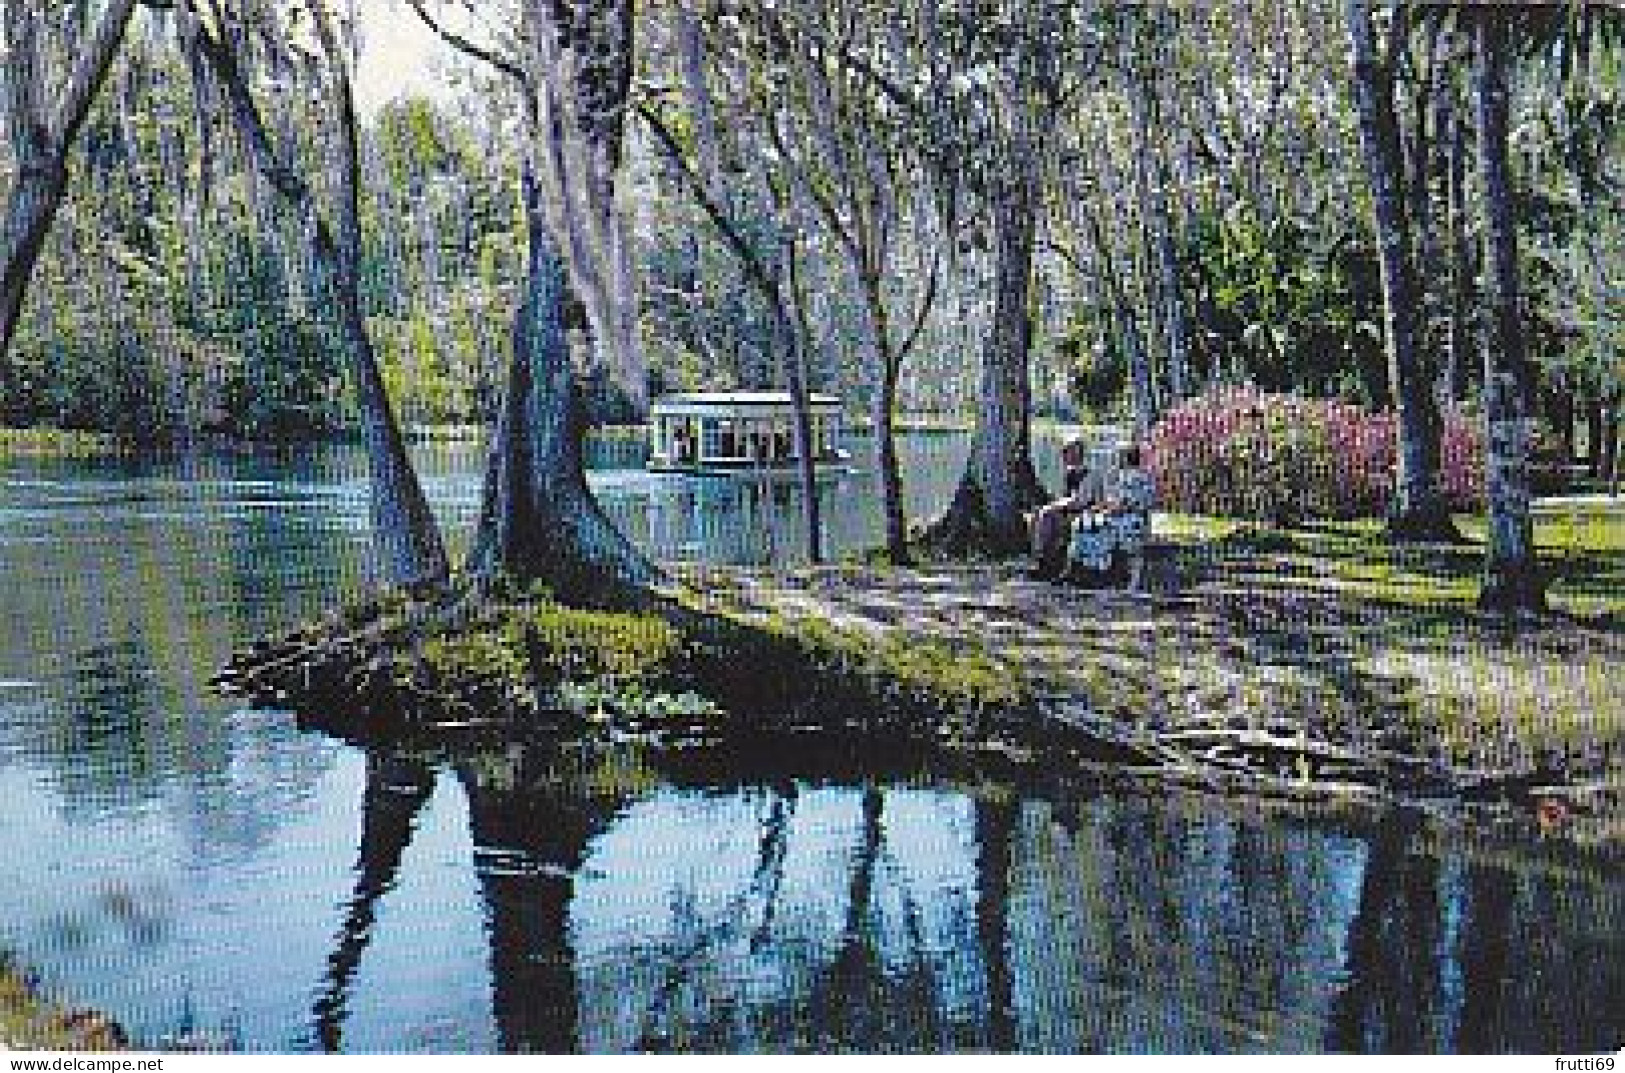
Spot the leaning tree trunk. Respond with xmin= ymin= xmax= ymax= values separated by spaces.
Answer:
xmin=925 ymin=170 xmax=1047 ymax=556
xmin=189 ymin=6 xmax=449 ymax=590
xmin=0 ymin=156 xmax=67 ymax=391
xmin=1472 ymin=12 xmax=1545 ymax=614
xmin=1346 ymin=0 xmax=1458 ymax=543
xmin=464 ymin=176 xmax=661 ymax=603
xmin=313 ymin=3 xmax=450 ymax=590
xmin=0 ymin=0 xmax=137 ymax=410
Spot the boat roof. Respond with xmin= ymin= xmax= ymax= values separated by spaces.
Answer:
xmin=651 ymin=391 xmax=842 ymax=412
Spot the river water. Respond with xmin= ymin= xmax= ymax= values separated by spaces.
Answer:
xmin=0 ymin=437 xmax=1619 ymax=1053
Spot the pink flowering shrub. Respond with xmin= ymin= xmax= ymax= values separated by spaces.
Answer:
xmin=1144 ymin=388 xmax=1483 ymax=524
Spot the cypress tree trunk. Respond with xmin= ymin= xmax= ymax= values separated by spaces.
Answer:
xmin=1442 ymin=66 xmax=1475 ymax=406
xmin=925 ymin=169 xmax=1047 ymax=556
xmin=1346 ymin=1 xmax=1459 ymax=543
xmin=464 ymin=175 xmax=660 ymax=602
xmin=190 ymin=6 xmax=449 ymax=590
xmin=0 ymin=0 xmax=137 ymax=409
xmin=0 ymin=159 xmax=66 ymax=393
xmin=1472 ymin=12 xmax=1546 ymax=614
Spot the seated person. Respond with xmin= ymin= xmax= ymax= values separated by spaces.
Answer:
xmin=1066 ymin=443 xmax=1154 ymax=589
xmin=1028 ymin=437 xmax=1100 ymax=580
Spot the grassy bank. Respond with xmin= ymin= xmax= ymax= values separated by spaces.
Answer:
xmin=217 ymin=581 xmax=1031 ymax=752
xmin=1 ymin=955 xmax=125 ymax=1051
xmin=1149 ymin=505 xmax=1620 ymax=766
xmin=0 ymin=428 xmax=123 ymax=459
xmin=218 ymin=502 xmax=1622 ymax=846
xmin=703 ymin=503 xmax=1622 ymax=842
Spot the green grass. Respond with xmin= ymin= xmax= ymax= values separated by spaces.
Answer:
xmin=1 ymin=954 xmax=123 ymax=1050
xmin=1158 ymin=506 xmax=1624 ymax=618
xmin=1149 ymin=505 xmax=1623 ymax=777
xmin=0 ymin=427 xmax=121 ymax=458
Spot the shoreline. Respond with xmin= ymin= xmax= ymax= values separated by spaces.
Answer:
xmin=216 ymin=510 xmax=1622 ymax=850
xmin=0 ymin=956 xmax=125 ymax=1052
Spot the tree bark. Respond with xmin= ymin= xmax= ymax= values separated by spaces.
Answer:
xmin=466 ymin=174 xmax=661 ymax=601
xmin=523 ymin=0 xmax=644 ymax=414
xmin=186 ymin=3 xmax=450 ymax=590
xmin=1442 ymin=58 xmax=1475 ymax=406
xmin=924 ymin=169 xmax=1047 ymax=557
xmin=1346 ymin=1 xmax=1459 ymax=543
xmin=0 ymin=0 xmax=137 ymax=409
xmin=1473 ymin=12 xmax=1546 ymax=614
xmin=1125 ymin=58 xmax=1187 ymax=405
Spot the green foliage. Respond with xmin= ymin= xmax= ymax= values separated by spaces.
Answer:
xmin=518 ymin=602 xmax=684 ymax=688
xmin=0 ymin=428 xmax=120 ymax=457
xmin=1179 ymin=206 xmax=1387 ymax=404
xmin=416 ymin=599 xmax=687 ymax=722
xmin=408 ymin=594 xmax=1029 ymax=742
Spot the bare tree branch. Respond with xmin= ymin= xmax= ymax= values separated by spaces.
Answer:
xmin=403 ymin=0 xmax=528 ymax=88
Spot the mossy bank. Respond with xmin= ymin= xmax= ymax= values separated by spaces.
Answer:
xmin=217 ymin=505 xmax=1623 ymax=848
xmin=1 ymin=955 xmax=125 ymax=1051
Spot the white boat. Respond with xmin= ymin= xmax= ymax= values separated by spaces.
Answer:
xmin=647 ymin=391 xmax=850 ymax=475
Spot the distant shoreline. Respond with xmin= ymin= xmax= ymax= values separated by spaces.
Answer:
xmin=0 ymin=418 xmax=1004 ymax=459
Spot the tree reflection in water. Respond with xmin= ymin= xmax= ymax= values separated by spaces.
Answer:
xmin=310 ymin=742 xmax=1625 ymax=1054
xmin=312 ymin=748 xmax=437 ymax=1052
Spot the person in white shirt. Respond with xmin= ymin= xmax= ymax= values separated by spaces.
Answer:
xmin=1028 ymin=437 xmax=1103 ymax=581
xmin=1065 ymin=443 xmax=1154 ymax=590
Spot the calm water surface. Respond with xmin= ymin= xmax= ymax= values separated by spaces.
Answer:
xmin=0 ymin=438 xmax=1619 ymax=1053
